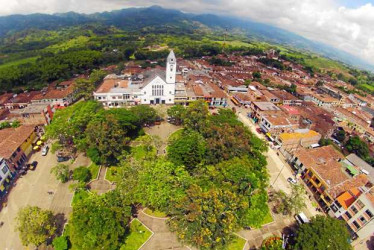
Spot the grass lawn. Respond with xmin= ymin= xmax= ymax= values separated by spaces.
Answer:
xmin=121 ymin=219 xmax=152 ymax=250
xmin=88 ymin=163 xmax=100 ymax=180
xmin=261 ymin=209 xmax=274 ymax=226
xmin=167 ymin=128 xmax=184 ymax=142
xmin=227 ymin=235 xmax=246 ymax=250
xmin=143 ymin=208 xmax=167 ymax=218
xmin=106 ymin=166 xmax=124 ymax=183
xmin=360 ymin=83 xmax=374 ymax=91
xmin=71 ymin=189 xmax=90 ymax=206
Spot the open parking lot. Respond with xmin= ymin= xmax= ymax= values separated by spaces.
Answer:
xmin=0 ymin=147 xmax=77 ymax=250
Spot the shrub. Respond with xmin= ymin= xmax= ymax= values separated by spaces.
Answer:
xmin=50 ymin=164 xmax=69 ymax=183
xmin=73 ymin=167 xmax=92 ymax=183
xmin=52 ymin=235 xmax=69 ymax=250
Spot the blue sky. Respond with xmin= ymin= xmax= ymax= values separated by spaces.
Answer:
xmin=338 ymin=0 xmax=374 ymax=8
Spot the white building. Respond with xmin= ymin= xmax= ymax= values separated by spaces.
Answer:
xmin=94 ymin=51 xmax=177 ymax=107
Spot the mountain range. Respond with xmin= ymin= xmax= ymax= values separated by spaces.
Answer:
xmin=0 ymin=5 xmax=373 ymax=71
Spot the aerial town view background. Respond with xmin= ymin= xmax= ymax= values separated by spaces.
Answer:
xmin=0 ymin=3 xmax=373 ymax=250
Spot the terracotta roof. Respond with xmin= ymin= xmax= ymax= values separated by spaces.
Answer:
xmin=281 ymin=105 xmax=300 ymax=115
xmin=0 ymin=125 xmax=35 ymax=159
xmin=329 ymin=174 xmax=369 ymax=199
xmin=336 ymin=188 xmax=362 ymax=209
xmin=6 ymin=91 xmax=41 ymax=104
xmin=33 ymin=83 xmax=74 ymax=100
xmin=192 ymin=85 xmax=204 ymax=97
xmin=271 ymin=90 xmax=299 ymax=101
xmin=0 ymin=93 xmax=13 ymax=105
xmin=96 ymin=79 xmax=129 ymax=93
xmin=208 ymin=82 xmax=226 ymax=98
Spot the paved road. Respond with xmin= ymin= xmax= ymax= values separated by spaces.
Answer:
xmin=0 ymin=150 xmax=86 ymax=250
xmin=138 ymin=210 xmax=190 ymax=250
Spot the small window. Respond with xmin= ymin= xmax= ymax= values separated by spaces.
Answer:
xmin=365 ymin=210 xmax=373 ymax=218
xmin=144 ymin=99 xmax=146 ymax=102
xmin=360 ymin=216 xmax=367 ymax=224
xmin=345 ymin=211 xmax=352 ymax=219
xmin=351 ymin=206 xmax=358 ymax=215
xmin=353 ymin=220 xmax=360 ymax=229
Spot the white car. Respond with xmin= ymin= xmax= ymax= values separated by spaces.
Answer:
xmin=295 ymin=212 xmax=309 ymax=224
xmin=41 ymin=146 xmax=49 ymax=156
xmin=287 ymin=177 xmax=297 ymax=185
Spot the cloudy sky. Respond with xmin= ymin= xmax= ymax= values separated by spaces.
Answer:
xmin=1 ymin=0 xmax=374 ymax=65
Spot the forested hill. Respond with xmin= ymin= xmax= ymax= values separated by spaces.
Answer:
xmin=0 ymin=5 xmax=373 ymax=71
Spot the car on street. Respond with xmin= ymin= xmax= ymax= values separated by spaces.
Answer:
xmin=29 ymin=161 xmax=38 ymax=170
xmin=41 ymin=145 xmax=49 ymax=156
xmin=57 ymin=156 xmax=70 ymax=162
xmin=295 ymin=212 xmax=309 ymax=225
xmin=287 ymin=177 xmax=297 ymax=185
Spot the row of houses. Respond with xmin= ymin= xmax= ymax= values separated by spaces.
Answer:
xmin=286 ymin=145 xmax=374 ymax=240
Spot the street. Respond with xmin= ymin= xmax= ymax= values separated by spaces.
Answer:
xmin=0 ymin=148 xmax=89 ymax=250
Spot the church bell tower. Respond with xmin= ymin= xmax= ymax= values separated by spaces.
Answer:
xmin=166 ymin=50 xmax=176 ymax=84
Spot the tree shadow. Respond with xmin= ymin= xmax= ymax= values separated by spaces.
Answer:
xmin=54 ymin=213 xmax=67 ymax=236
xmin=366 ymin=235 xmax=374 ymax=250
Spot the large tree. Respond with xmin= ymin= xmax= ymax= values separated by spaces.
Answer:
xmin=46 ymin=100 xmax=103 ymax=149
xmin=345 ymin=136 xmax=370 ymax=159
xmin=73 ymin=70 xmax=106 ymax=100
xmin=50 ymin=164 xmax=70 ymax=183
xmin=85 ymin=113 xmax=129 ymax=165
xmin=130 ymin=105 xmax=157 ymax=125
xmin=183 ymin=100 xmax=209 ymax=132
xmin=294 ymin=216 xmax=352 ymax=250
xmin=169 ymin=185 xmax=243 ymax=249
xmin=167 ymin=130 xmax=206 ymax=172
xmin=167 ymin=105 xmax=186 ymax=125
xmin=15 ymin=206 xmax=56 ymax=247
xmin=69 ymin=191 xmax=132 ymax=250
xmin=136 ymin=159 xmax=192 ymax=212
xmin=273 ymin=184 xmax=306 ymax=215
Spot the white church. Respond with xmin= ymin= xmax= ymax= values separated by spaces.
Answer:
xmin=94 ymin=50 xmax=177 ymax=107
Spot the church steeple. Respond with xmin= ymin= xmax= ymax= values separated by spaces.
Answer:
xmin=166 ymin=50 xmax=176 ymax=84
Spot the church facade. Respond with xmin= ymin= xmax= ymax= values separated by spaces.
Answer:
xmin=93 ymin=50 xmax=177 ymax=107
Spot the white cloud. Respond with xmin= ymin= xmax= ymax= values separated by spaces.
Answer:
xmin=0 ymin=0 xmax=374 ymax=65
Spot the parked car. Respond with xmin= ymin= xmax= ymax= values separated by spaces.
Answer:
xmin=41 ymin=145 xmax=49 ymax=156
xmin=287 ymin=177 xmax=297 ymax=185
xmin=295 ymin=212 xmax=309 ymax=225
xmin=57 ymin=156 xmax=70 ymax=162
xmin=29 ymin=161 xmax=38 ymax=170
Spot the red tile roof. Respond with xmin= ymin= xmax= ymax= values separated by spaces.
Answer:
xmin=0 ymin=125 xmax=35 ymax=159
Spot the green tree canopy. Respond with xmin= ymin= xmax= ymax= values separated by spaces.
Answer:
xmin=69 ymin=191 xmax=132 ymax=250
xmin=183 ymin=100 xmax=209 ymax=132
xmin=85 ymin=113 xmax=129 ymax=165
xmin=345 ymin=136 xmax=370 ymax=159
xmin=72 ymin=166 xmax=92 ymax=183
xmin=15 ymin=206 xmax=57 ymax=247
xmin=130 ymin=105 xmax=157 ymax=125
xmin=50 ymin=164 xmax=70 ymax=183
xmin=294 ymin=215 xmax=352 ymax=250
xmin=167 ymin=130 xmax=206 ymax=172
xmin=169 ymin=185 xmax=242 ymax=249
xmin=167 ymin=105 xmax=186 ymax=125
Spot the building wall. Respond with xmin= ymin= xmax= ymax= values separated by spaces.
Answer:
xmin=20 ymin=131 xmax=37 ymax=157
xmin=141 ymin=76 xmax=175 ymax=105
xmin=334 ymin=192 xmax=374 ymax=239
xmin=302 ymin=169 xmax=334 ymax=208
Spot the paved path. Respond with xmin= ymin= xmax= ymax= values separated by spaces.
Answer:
xmin=88 ymin=167 xmax=114 ymax=195
xmin=0 ymin=151 xmax=91 ymax=249
xmin=138 ymin=210 xmax=190 ymax=250
xmin=145 ymin=122 xmax=182 ymax=155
